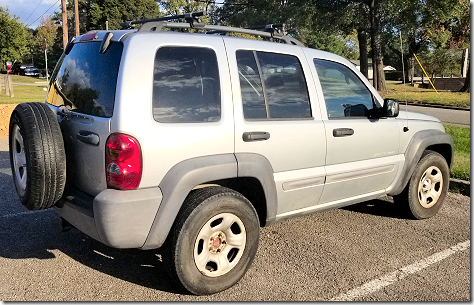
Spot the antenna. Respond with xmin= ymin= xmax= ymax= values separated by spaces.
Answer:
xmin=399 ymin=31 xmax=409 ymax=132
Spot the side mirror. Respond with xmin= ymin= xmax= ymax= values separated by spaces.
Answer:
xmin=381 ymin=98 xmax=399 ymax=118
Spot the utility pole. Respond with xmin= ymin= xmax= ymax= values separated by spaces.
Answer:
xmin=74 ymin=0 xmax=79 ymax=37
xmin=61 ymin=0 xmax=68 ymax=49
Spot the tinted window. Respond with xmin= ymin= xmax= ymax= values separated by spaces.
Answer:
xmin=153 ymin=47 xmax=220 ymax=123
xmin=236 ymin=50 xmax=266 ymax=119
xmin=48 ymin=41 xmax=123 ymax=118
xmin=237 ymin=50 xmax=311 ymax=120
xmin=314 ymin=59 xmax=374 ymax=118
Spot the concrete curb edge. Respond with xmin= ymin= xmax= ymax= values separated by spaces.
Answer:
xmin=404 ymin=102 xmax=470 ymax=111
xmin=449 ymin=178 xmax=470 ymax=196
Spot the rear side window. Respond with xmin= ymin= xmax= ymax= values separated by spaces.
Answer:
xmin=48 ymin=41 xmax=123 ymax=118
xmin=153 ymin=47 xmax=221 ymax=123
xmin=237 ymin=50 xmax=311 ymax=120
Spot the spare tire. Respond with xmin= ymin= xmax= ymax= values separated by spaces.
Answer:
xmin=9 ymin=102 xmax=66 ymax=210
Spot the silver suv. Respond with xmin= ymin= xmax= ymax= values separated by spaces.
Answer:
xmin=9 ymin=13 xmax=453 ymax=295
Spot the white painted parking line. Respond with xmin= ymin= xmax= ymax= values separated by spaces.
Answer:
xmin=0 ymin=209 xmax=52 ymax=219
xmin=0 ymin=168 xmax=11 ymax=176
xmin=330 ymin=240 xmax=471 ymax=301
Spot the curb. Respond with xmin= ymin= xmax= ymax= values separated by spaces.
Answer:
xmin=449 ymin=178 xmax=470 ymax=196
xmin=404 ymin=102 xmax=470 ymax=111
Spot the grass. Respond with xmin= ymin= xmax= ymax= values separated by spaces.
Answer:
xmin=0 ymin=85 xmax=47 ymax=104
xmin=379 ymin=83 xmax=470 ymax=109
xmin=444 ymin=125 xmax=470 ymax=181
xmin=10 ymin=75 xmax=47 ymax=84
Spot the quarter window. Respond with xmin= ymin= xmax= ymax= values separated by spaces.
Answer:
xmin=237 ymin=50 xmax=311 ymax=120
xmin=153 ymin=47 xmax=221 ymax=123
xmin=314 ymin=59 xmax=374 ymax=118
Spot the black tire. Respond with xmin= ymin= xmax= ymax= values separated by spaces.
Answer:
xmin=9 ymin=102 xmax=66 ymax=210
xmin=164 ymin=186 xmax=260 ymax=295
xmin=393 ymin=150 xmax=449 ymax=219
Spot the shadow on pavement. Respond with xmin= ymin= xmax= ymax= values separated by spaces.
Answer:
xmin=0 ymin=148 xmax=186 ymax=295
xmin=0 ymin=150 xmax=9 ymax=160
xmin=341 ymin=197 xmax=411 ymax=220
xmin=0 ymin=208 xmax=187 ymax=294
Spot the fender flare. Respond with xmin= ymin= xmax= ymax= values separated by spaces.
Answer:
xmin=235 ymin=153 xmax=278 ymax=226
xmin=141 ymin=153 xmax=278 ymax=250
xmin=387 ymin=129 xmax=453 ymax=196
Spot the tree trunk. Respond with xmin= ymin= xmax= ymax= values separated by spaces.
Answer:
xmin=460 ymin=64 xmax=470 ymax=92
xmin=369 ymin=0 xmax=386 ymax=91
xmin=408 ymin=57 xmax=414 ymax=85
xmin=357 ymin=28 xmax=369 ymax=79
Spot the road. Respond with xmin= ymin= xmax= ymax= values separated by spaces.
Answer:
xmin=403 ymin=104 xmax=470 ymax=126
xmin=0 ymin=136 xmax=470 ymax=301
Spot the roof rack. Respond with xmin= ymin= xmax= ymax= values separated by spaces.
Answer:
xmin=120 ymin=12 xmax=205 ymax=30
xmin=120 ymin=12 xmax=304 ymax=46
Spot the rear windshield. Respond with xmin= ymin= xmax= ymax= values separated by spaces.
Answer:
xmin=47 ymin=41 xmax=123 ymax=118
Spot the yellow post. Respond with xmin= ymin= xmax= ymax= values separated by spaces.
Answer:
xmin=413 ymin=53 xmax=439 ymax=94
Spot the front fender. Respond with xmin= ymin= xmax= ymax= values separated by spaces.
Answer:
xmin=387 ymin=129 xmax=453 ymax=196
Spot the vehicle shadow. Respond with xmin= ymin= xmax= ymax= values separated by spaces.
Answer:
xmin=341 ymin=197 xmax=411 ymax=220
xmin=0 ymin=161 xmax=187 ymax=294
xmin=0 ymin=206 xmax=187 ymax=294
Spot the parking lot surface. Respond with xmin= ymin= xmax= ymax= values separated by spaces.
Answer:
xmin=0 ymin=137 xmax=470 ymax=301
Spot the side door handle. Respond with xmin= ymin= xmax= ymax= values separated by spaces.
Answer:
xmin=242 ymin=131 xmax=270 ymax=142
xmin=333 ymin=128 xmax=354 ymax=137
xmin=76 ymin=130 xmax=100 ymax=146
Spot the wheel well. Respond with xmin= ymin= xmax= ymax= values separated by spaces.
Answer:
xmin=196 ymin=178 xmax=268 ymax=227
xmin=425 ymin=144 xmax=453 ymax=168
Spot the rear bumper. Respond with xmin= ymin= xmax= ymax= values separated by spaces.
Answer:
xmin=54 ymin=187 xmax=163 ymax=249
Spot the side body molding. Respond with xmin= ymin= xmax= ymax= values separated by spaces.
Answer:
xmin=141 ymin=154 xmax=238 ymax=250
xmin=387 ymin=129 xmax=453 ymax=196
xmin=235 ymin=153 xmax=278 ymax=226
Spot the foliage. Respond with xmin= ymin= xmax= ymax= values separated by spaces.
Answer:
xmin=61 ymin=0 xmax=162 ymax=33
xmin=417 ymin=48 xmax=462 ymax=78
xmin=0 ymin=7 xmax=29 ymax=71
xmin=28 ymin=17 xmax=60 ymax=74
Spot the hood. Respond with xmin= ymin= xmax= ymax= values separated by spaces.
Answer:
xmin=397 ymin=110 xmax=441 ymax=123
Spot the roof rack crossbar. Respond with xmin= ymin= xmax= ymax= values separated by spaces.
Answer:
xmin=120 ymin=12 xmax=204 ymax=30
xmin=131 ymin=12 xmax=304 ymax=46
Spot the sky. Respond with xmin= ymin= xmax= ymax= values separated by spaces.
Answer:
xmin=0 ymin=0 xmax=61 ymax=29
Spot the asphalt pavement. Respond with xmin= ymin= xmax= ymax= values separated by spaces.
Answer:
xmin=403 ymin=104 xmax=470 ymax=126
xmin=0 ymin=136 xmax=470 ymax=301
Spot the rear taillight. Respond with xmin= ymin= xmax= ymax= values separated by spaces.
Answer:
xmin=105 ymin=133 xmax=142 ymax=190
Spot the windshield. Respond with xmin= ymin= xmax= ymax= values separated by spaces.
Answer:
xmin=47 ymin=41 xmax=123 ymax=118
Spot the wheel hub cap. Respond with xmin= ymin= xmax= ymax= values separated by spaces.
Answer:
xmin=209 ymin=232 xmax=226 ymax=254
xmin=11 ymin=125 xmax=27 ymax=196
xmin=417 ymin=166 xmax=443 ymax=209
xmin=422 ymin=179 xmax=432 ymax=192
xmin=194 ymin=212 xmax=246 ymax=277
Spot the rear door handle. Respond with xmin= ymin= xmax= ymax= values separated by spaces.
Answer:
xmin=333 ymin=128 xmax=354 ymax=137
xmin=243 ymin=131 xmax=270 ymax=142
xmin=76 ymin=130 xmax=100 ymax=146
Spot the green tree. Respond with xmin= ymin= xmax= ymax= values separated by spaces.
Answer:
xmin=0 ymin=7 xmax=29 ymax=71
xmin=61 ymin=0 xmax=162 ymax=34
xmin=213 ymin=0 xmax=358 ymax=58
xmin=29 ymin=17 xmax=59 ymax=73
xmin=383 ymin=0 xmax=463 ymax=83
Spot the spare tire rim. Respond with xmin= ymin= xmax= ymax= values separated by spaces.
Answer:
xmin=12 ymin=125 xmax=27 ymax=196
xmin=194 ymin=213 xmax=246 ymax=277
xmin=417 ymin=165 xmax=443 ymax=209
